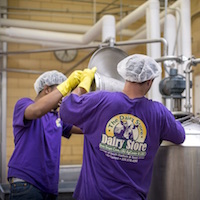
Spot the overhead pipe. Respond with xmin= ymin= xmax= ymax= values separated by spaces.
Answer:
xmin=0 ymin=43 xmax=109 ymax=55
xmin=121 ymin=17 xmax=165 ymax=52
xmin=0 ymin=27 xmax=83 ymax=44
xmin=116 ymin=38 xmax=168 ymax=57
xmin=0 ymin=18 xmax=135 ymax=37
xmin=0 ymin=18 xmax=91 ymax=33
xmin=159 ymin=0 xmax=181 ymax=19
xmin=2 ymin=2 xmax=177 ymax=39
xmin=0 ymin=38 xmax=168 ymax=56
xmin=0 ymin=35 xmax=102 ymax=48
xmin=118 ymin=0 xmax=181 ymax=52
xmin=0 ymin=50 xmax=98 ymax=75
xmin=83 ymin=15 xmax=115 ymax=43
xmin=122 ymin=4 xmax=180 ymax=68
xmin=0 ymin=0 xmax=182 ymax=49
xmin=116 ymin=1 xmax=149 ymax=32
xmin=115 ymin=0 xmax=179 ymax=38
xmin=0 ymin=15 xmax=116 ymax=45
xmin=0 ymin=35 xmax=70 ymax=47
xmin=0 ymin=0 xmax=178 ymax=60
xmin=0 ymin=0 xmax=180 ymax=49
xmin=155 ymin=55 xmax=184 ymax=63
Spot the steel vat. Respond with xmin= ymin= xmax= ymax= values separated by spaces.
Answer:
xmin=148 ymin=113 xmax=200 ymax=200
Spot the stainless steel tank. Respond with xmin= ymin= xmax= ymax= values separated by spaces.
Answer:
xmin=148 ymin=112 xmax=200 ymax=200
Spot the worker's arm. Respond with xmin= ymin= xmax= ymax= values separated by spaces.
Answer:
xmin=24 ymin=70 xmax=83 ymax=120
xmin=24 ymin=89 xmax=63 ymax=120
xmin=70 ymin=125 xmax=83 ymax=134
xmin=72 ymin=67 xmax=97 ymax=96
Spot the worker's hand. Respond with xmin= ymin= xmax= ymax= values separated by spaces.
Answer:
xmin=57 ymin=70 xmax=83 ymax=96
xmin=78 ymin=67 xmax=97 ymax=92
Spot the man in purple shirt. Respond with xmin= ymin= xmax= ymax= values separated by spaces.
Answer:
xmin=7 ymin=70 xmax=86 ymax=200
xmin=59 ymin=54 xmax=186 ymax=200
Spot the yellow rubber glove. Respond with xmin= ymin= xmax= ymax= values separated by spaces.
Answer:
xmin=78 ymin=67 xmax=97 ymax=92
xmin=57 ymin=70 xmax=83 ymax=96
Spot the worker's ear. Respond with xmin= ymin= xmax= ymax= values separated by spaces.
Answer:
xmin=147 ymin=79 xmax=154 ymax=87
xmin=43 ymin=85 xmax=51 ymax=94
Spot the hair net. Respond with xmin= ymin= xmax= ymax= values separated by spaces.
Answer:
xmin=34 ymin=70 xmax=67 ymax=94
xmin=117 ymin=54 xmax=162 ymax=83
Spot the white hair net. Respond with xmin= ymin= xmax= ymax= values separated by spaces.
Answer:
xmin=117 ymin=54 xmax=162 ymax=83
xmin=34 ymin=70 xmax=67 ymax=94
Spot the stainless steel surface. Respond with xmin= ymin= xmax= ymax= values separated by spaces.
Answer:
xmin=148 ymin=113 xmax=200 ymax=200
xmin=148 ymin=145 xmax=200 ymax=200
xmin=88 ymin=46 xmax=128 ymax=81
xmin=93 ymin=72 xmax=124 ymax=92
xmin=88 ymin=46 xmax=127 ymax=91
xmin=155 ymin=55 xmax=184 ymax=63
xmin=171 ymin=98 xmax=182 ymax=111
xmin=115 ymin=38 xmax=168 ymax=57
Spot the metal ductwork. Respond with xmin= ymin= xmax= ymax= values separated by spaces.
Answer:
xmin=88 ymin=46 xmax=128 ymax=92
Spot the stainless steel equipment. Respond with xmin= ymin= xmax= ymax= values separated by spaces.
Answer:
xmin=88 ymin=46 xmax=128 ymax=91
xmin=159 ymin=68 xmax=188 ymax=112
xmin=148 ymin=112 xmax=200 ymax=200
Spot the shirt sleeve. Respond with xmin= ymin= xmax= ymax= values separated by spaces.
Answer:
xmin=160 ymin=104 xmax=185 ymax=144
xmin=60 ymin=92 xmax=100 ymax=131
xmin=13 ymin=98 xmax=33 ymax=128
xmin=62 ymin=123 xmax=73 ymax=139
xmin=12 ymin=98 xmax=34 ymax=145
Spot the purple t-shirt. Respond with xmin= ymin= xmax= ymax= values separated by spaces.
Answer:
xmin=8 ymin=98 xmax=72 ymax=195
xmin=60 ymin=91 xmax=185 ymax=200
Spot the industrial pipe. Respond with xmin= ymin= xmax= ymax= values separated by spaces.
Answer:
xmin=116 ymin=38 xmax=168 ymax=57
xmin=0 ymin=38 xmax=168 ymax=56
xmin=155 ymin=55 xmax=184 ymax=63
xmin=185 ymin=58 xmax=200 ymax=112
xmin=0 ymin=15 xmax=116 ymax=45
xmin=0 ymin=18 xmax=91 ymax=33
xmin=116 ymin=1 xmax=149 ymax=32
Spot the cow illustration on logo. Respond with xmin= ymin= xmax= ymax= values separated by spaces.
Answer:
xmin=105 ymin=114 xmax=146 ymax=143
